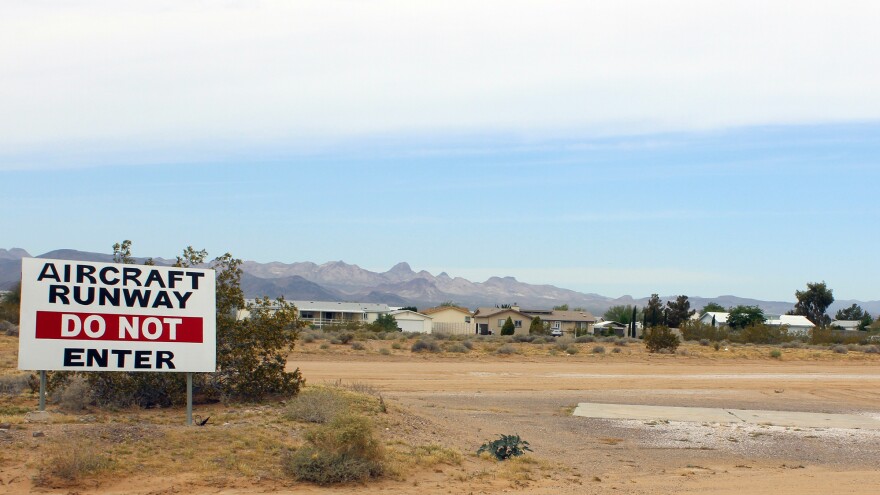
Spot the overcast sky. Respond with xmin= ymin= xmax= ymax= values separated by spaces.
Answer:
xmin=2 ymin=1 xmax=878 ymax=302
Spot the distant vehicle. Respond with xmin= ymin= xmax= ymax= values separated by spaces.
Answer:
xmin=550 ymin=329 xmax=563 ymax=337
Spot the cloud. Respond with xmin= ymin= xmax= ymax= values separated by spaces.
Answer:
xmin=3 ymin=0 xmax=880 ymax=163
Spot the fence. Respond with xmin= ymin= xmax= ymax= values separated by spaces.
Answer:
xmin=431 ymin=322 xmax=474 ymax=335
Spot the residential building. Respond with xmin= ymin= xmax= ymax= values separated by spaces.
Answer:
xmin=473 ymin=307 xmax=534 ymax=335
xmin=421 ymin=305 xmax=474 ymax=335
xmin=239 ymin=299 xmax=391 ymax=328
xmin=592 ymin=320 xmax=629 ymax=337
xmin=522 ymin=309 xmax=597 ymax=336
xmin=389 ymin=309 xmax=433 ymax=334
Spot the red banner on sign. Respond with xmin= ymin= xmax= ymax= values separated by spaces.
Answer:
xmin=35 ymin=311 xmax=203 ymax=343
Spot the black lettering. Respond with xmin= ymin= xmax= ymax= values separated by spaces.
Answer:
xmin=152 ymin=291 xmax=172 ymax=309
xmin=122 ymin=267 xmax=142 ymax=286
xmin=98 ymin=287 xmax=119 ymax=306
xmin=168 ymin=271 xmax=184 ymax=289
xmin=63 ymin=264 xmax=71 ymax=283
xmin=186 ymin=272 xmax=205 ymax=289
xmin=111 ymin=349 xmax=132 ymax=367
xmin=63 ymin=348 xmax=85 ymax=367
xmin=77 ymin=264 xmax=96 ymax=284
xmin=145 ymin=270 xmax=166 ymax=288
xmin=134 ymin=350 xmax=152 ymax=369
xmin=49 ymin=285 xmax=70 ymax=304
xmin=86 ymin=348 xmax=108 ymax=367
xmin=173 ymin=291 xmax=193 ymax=309
xmin=99 ymin=266 xmax=119 ymax=285
xmin=73 ymin=286 xmax=95 ymax=305
xmin=123 ymin=289 xmax=151 ymax=307
xmin=37 ymin=262 xmax=60 ymax=282
xmin=156 ymin=351 xmax=175 ymax=370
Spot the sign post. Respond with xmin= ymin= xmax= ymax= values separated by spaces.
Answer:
xmin=18 ymin=258 xmax=216 ymax=424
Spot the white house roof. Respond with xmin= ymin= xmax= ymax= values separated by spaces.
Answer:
xmin=389 ymin=309 xmax=433 ymax=320
xmin=767 ymin=315 xmax=815 ymax=328
xmin=831 ymin=320 xmax=861 ymax=330
xmin=700 ymin=312 xmax=729 ymax=324
xmin=245 ymin=299 xmax=391 ymax=313
xmin=594 ymin=321 xmax=626 ymax=328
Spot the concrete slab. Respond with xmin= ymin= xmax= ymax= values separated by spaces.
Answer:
xmin=573 ymin=402 xmax=880 ymax=430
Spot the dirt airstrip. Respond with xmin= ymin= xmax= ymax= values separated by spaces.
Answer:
xmin=2 ymin=337 xmax=880 ymax=494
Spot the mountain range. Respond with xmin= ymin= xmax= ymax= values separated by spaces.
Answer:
xmin=1 ymin=247 xmax=878 ymax=317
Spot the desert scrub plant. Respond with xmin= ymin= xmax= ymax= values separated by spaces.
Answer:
xmin=0 ymin=374 xmax=29 ymax=396
xmin=496 ymin=344 xmax=517 ymax=355
xmin=644 ymin=326 xmax=680 ymax=353
xmin=282 ymin=414 xmax=384 ymax=485
xmin=592 ymin=346 xmax=606 ymax=354
xmin=832 ymin=345 xmax=848 ymax=354
xmin=39 ymin=443 xmax=114 ymax=482
xmin=391 ymin=342 xmax=402 ymax=350
xmin=411 ymin=340 xmax=441 ymax=353
xmin=565 ymin=346 xmax=579 ymax=355
xmin=769 ymin=349 xmax=782 ymax=359
xmin=477 ymin=434 xmax=532 ymax=461
xmin=351 ymin=342 xmax=366 ymax=351
xmin=284 ymin=387 xmax=349 ymax=423
xmin=611 ymin=347 xmax=622 ymax=353
xmin=378 ymin=348 xmax=391 ymax=356
xmin=53 ymin=375 xmax=92 ymax=411
xmin=446 ymin=343 xmax=470 ymax=353
xmin=575 ymin=335 xmax=595 ymax=343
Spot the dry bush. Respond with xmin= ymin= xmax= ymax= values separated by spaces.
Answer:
xmin=282 ymin=414 xmax=384 ymax=485
xmin=592 ymin=346 xmax=606 ymax=354
xmin=1 ymin=321 xmax=19 ymax=336
xmin=39 ymin=443 xmax=114 ymax=482
xmin=411 ymin=340 xmax=441 ymax=353
xmin=53 ymin=375 xmax=92 ymax=411
xmin=0 ymin=374 xmax=29 ymax=395
xmin=285 ymin=387 xmax=349 ymax=423
xmin=496 ymin=344 xmax=517 ymax=355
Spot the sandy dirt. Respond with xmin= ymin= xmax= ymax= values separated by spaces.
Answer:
xmin=3 ymin=340 xmax=880 ymax=494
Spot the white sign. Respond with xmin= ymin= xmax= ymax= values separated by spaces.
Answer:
xmin=18 ymin=258 xmax=216 ymax=372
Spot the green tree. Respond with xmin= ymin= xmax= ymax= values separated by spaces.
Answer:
xmin=789 ymin=282 xmax=834 ymax=327
xmin=528 ymin=316 xmax=546 ymax=335
xmin=727 ymin=305 xmax=766 ymax=329
xmin=400 ymin=306 xmax=418 ymax=312
xmin=553 ymin=304 xmax=570 ymax=311
xmin=665 ymin=295 xmax=695 ymax=329
xmin=112 ymin=240 xmax=135 ymax=264
xmin=603 ymin=305 xmax=641 ymax=325
xmin=700 ymin=302 xmax=726 ymax=315
xmin=370 ymin=314 xmax=399 ymax=332
xmin=834 ymin=304 xmax=874 ymax=330
xmin=501 ymin=316 xmax=516 ymax=336
xmin=644 ymin=294 xmax=664 ymax=327
xmin=644 ymin=326 xmax=680 ymax=353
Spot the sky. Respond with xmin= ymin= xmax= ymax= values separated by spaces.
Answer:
xmin=2 ymin=1 xmax=879 ymax=302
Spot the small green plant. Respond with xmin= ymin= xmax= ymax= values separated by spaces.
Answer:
xmin=283 ymin=414 xmax=384 ymax=484
xmin=477 ymin=434 xmax=532 ymax=460
xmin=769 ymin=349 xmax=782 ymax=359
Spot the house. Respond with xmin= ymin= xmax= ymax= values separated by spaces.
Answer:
xmin=592 ymin=320 xmax=629 ymax=337
xmin=473 ymin=307 xmax=534 ymax=335
xmin=521 ymin=309 xmax=597 ymax=336
xmin=239 ymin=300 xmax=391 ymax=328
xmin=699 ymin=312 xmax=729 ymax=327
xmin=389 ymin=309 xmax=433 ymax=334
xmin=421 ymin=306 xmax=474 ymax=335
xmin=766 ymin=315 xmax=815 ymax=335
xmin=831 ymin=320 xmax=862 ymax=332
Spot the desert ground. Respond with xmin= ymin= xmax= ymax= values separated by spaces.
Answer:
xmin=2 ymin=334 xmax=880 ymax=494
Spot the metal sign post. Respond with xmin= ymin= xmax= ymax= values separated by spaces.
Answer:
xmin=39 ymin=370 xmax=46 ymax=411
xmin=186 ymin=372 xmax=193 ymax=426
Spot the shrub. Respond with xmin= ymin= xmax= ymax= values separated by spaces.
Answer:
xmin=611 ymin=347 xmax=622 ymax=354
xmin=575 ymin=335 xmax=595 ymax=343
xmin=769 ymin=349 xmax=782 ymax=359
xmin=462 ymin=340 xmax=474 ymax=350
xmin=614 ymin=338 xmax=627 ymax=346
xmin=713 ymin=342 xmax=721 ymax=351
xmin=477 ymin=434 xmax=532 ymax=461
xmin=532 ymin=337 xmax=547 ymax=344
xmin=680 ymin=320 xmax=729 ymax=342
xmin=320 ymin=343 xmax=330 ymax=350
xmin=496 ymin=344 xmax=517 ymax=355
xmin=832 ymin=345 xmax=848 ymax=354
xmin=500 ymin=317 xmax=516 ymax=336
xmin=337 ymin=333 xmax=355 ymax=345
xmin=565 ymin=346 xmax=579 ymax=355
xmin=735 ymin=324 xmax=793 ymax=345
xmin=447 ymin=343 xmax=470 ymax=353
xmin=411 ymin=340 xmax=441 ymax=353
xmin=351 ymin=342 xmax=366 ymax=351
xmin=41 ymin=443 xmax=114 ymax=481
xmin=644 ymin=326 xmax=680 ymax=353
xmin=699 ymin=339 xmax=710 ymax=346
xmin=285 ymin=387 xmax=348 ymax=423
xmin=0 ymin=321 xmax=19 ymax=336
xmin=513 ymin=334 xmax=535 ymax=343
xmin=0 ymin=374 xmax=29 ymax=396
xmin=592 ymin=346 xmax=606 ymax=354
xmin=391 ymin=342 xmax=402 ymax=350
xmin=283 ymin=414 xmax=384 ymax=484
xmin=863 ymin=345 xmax=880 ymax=354
xmin=53 ymin=375 xmax=92 ymax=411
xmin=302 ymin=333 xmax=316 ymax=343
xmin=378 ymin=348 xmax=391 ymax=356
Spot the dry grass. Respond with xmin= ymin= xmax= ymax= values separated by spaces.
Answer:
xmin=37 ymin=442 xmax=116 ymax=484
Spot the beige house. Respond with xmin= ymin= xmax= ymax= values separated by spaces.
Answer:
xmin=389 ymin=309 xmax=433 ymax=334
xmin=473 ymin=308 xmax=534 ymax=335
xmin=522 ymin=309 xmax=596 ymax=336
xmin=422 ymin=306 xmax=474 ymax=335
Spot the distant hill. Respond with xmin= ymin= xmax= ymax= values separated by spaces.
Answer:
xmin=1 ymin=247 xmax=878 ymax=316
